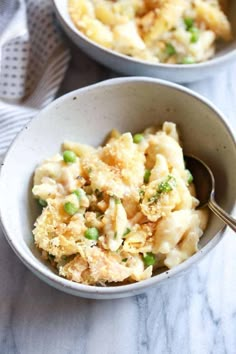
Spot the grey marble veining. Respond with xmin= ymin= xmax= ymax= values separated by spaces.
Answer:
xmin=0 ymin=45 xmax=236 ymax=354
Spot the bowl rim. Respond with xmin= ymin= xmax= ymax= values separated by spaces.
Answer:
xmin=0 ymin=77 xmax=235 ymax=297
xmin=53 ymin=0 xmax=236 ymax=70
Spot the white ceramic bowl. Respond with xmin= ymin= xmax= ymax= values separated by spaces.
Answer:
xmin=52 ymin=0 xmax=236 ymax=83
xmin=0 ymin=77 xmax=235 ymax=299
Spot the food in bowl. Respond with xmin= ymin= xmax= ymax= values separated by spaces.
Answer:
xmin=68 ymin=0 xmax=232 ymax=64
xmin=32 ymin=121 xmax=208 ymax=286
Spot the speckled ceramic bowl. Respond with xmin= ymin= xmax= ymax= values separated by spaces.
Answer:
xmin=52 ymin=0 xmax=236 ymax=83
xmin=0 ymin=78 xmax=235 ymax=299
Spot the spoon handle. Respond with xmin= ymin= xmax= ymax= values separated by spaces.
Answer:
xmin=208 ymin=198 xmax=236 ymax=232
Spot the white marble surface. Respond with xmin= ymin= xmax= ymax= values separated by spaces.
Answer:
xmin=1 ymin=45 xmax=236 ymax=354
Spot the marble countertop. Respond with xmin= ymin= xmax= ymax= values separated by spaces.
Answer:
xmin=1 ymin=46 xmax=236 ymax=354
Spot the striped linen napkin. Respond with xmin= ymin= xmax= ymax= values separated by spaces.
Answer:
xmin=0 ymin=0 xmax=70 ymax=161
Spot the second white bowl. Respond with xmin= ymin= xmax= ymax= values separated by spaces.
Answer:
xmin=53 ymin=0 xmax=236 ymax=83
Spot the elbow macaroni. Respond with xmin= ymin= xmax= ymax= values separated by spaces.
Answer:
xmin=32 ymin=122 xmax=208 ymax=285
xmin=68 ymin=0 xmax=232 ymax=64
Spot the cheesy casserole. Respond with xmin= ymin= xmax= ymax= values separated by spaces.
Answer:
xmin=32 ymin=122 xmax=208 ymax=285
xmin=68 ymin=0 xmax=232 ymax=64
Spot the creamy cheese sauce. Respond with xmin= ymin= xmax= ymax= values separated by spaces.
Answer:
xmin=32 ymin=122 xmax=208 ymax=286
xmin=68 ymin=0 xmax=232 ymax=64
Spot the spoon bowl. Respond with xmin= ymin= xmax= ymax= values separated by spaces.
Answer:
xmin=185 ymin=155 xmax=236 ymax=232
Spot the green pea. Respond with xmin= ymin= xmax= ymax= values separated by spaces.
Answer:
xmin=85 ymin=227 xmax=99 ymax=240
xmin=190 ymin=27 xmax=200 ymax=43
xmin=143 ymin=252 xmax=156 ymax=266
xmin=165 ymin=43 xmax=176 ymax=56
xmin=122 ymin=258 xmax=128 ymax=262
xmin=144 ymin=169 xmax=151 ymax=184
xmin=63 ymin=150 xmax=77 ymax=163
xmin=184 ymin=17 xmax=194 ymax=30
xmin=64 ymin=202 xmax=78 ymax=215
xmin=186 ymin=169 xmax=194 ymax=184
xmin=73 ymin=188 xmax=85 ymax=199
xmin=133 ymin=134 xmax=144 ymax=144
xmin=182 ymin=57 xmax=195 ymax=64
xmin=38 ymin=198 xmax=47 ymax=207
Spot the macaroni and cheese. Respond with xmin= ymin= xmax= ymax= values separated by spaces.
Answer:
xmin=32 ymin=122 xmax=208 ymax=285
xmin=68 ymin=0 xmax=232 ymax=64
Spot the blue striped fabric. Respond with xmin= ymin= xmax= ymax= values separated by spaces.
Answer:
xmin=0 ymin=0 xmax=70 ymax=161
